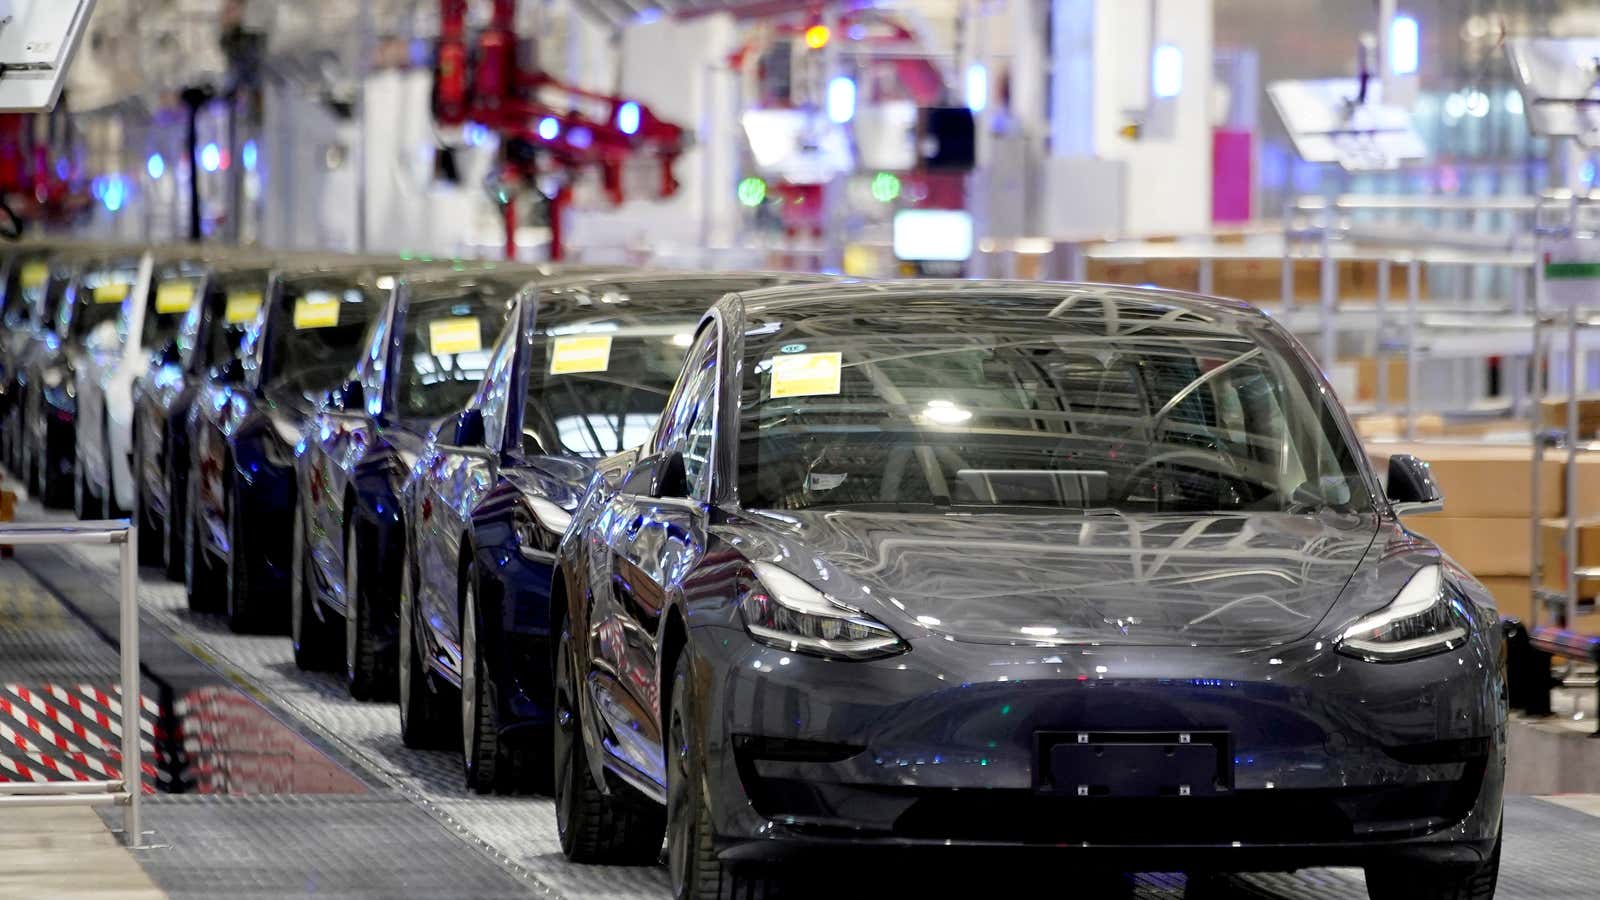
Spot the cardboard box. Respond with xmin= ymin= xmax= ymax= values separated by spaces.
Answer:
xmin=1477 ymin=576 xmax=1533 ymax=621
xmin=1353 ymin=357 xmax=1408 ymax=405
xmin=1406 ymin=515 xmax=1531 ymax=576
xmin=1086 ymin=259 xmax=1147 ymax=287
xmin=1366 ymin=442 xmax=1563 ymax=519
xmin=1538 ymin=395 xmax=1600 ymax=439
xmin=1537 ymin=518 xmax=1600 ymax=596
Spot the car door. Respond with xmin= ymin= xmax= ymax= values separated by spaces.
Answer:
xmin=310 ymin=305 xmax=393 ymax=611
xmin=416 ymin=305 xmax=526 ymax=679
xmin=587 ymin=321 xmax=720 ymax=788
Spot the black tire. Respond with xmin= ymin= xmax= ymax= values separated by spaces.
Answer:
xmin=183 ymin=472 xmax=223 ymax=613
xmin=667 ymin=651 xmax=773 ymax=900
xmin=133 ymin=427 xmax=163 ymax=566
xmin=74 ymin=456 xmax=103 ymax=520
xmin=291 ymin=503 xmax=340 ymax=671
xmin=1366 ymin=827 xmax=1501 ymax=900
xmin=40 ymin=430 xmax=72 ymax=509
xmin=556 ymin=608 xmax=665 ymax=863
xmin=224 ymin=486 xmax=269 ymax=634
xmin=102 ymin=424 xmax=127 ymax=519
xmin=399 ymin=549 xmax=454 ymax=749
xmin=460 ymin=569 xmax=500 ymax=793
xmin=344 ymin=516 xmax=395 ymax=701
xmin=162 ymin=441 xmax=186 ymax=581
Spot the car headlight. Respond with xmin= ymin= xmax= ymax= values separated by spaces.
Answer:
xmin=739 ymin=561 xmax=906 ymax=661
xmin=1337 ymin=565 xmax=1470 ymax=663
xmin=514 ymin=496 xmax=571 ymax=559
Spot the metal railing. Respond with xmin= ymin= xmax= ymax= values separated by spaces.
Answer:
xmin=0 ymin=521 xmax=141 ymax=847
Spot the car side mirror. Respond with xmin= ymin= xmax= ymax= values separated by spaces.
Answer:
xmin=338 ymin=378 xmax=365 ymax=412
xmin=211 ymin=356 xmax=246 ymax=385
xmin=650 ymin=450 xmax=690 ymax=500
xmin=452 ymin=407 xmax=485 ymax=447
xmin=1386 ymin=454 xmax=1443 ymax=515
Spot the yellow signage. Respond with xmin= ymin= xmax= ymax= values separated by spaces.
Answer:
xmin=225 ymin=291 xmax=263 ymax=324
xmin=549 ymin=334 xmax=613 ymax=375
xmin=294 ymin=296 xmax=340 ymax=330
xmin=20 ymin=262 xmax=48 ymax=290
xmin=93 ymin=282 xmax=130 ymax=305
xmin=155 ymin=281 xmax=196 ymax=314
xmin=770 ymin=351 xmax=843 ymax=399
xmin=428 ymin=318 xmax=483 ymax=356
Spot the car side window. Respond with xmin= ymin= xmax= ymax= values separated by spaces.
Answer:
xmin=656 ymin=325 xmax=719 ymax=500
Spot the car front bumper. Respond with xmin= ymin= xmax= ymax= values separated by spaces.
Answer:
xmin=694 ymin=613 xmax=1506 ymax=870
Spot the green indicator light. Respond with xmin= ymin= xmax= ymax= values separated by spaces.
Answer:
xmin=870 ymin=171 xmax=901 ymax=203
xmin=737 ymin=176 xmax=767 ymax=207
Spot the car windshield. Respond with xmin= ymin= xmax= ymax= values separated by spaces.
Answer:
xmin=2 ymin=253 xmax=50 ymax=329
xmin=264 ymin=276 xmax=386 ymax=396
xmin=68 ymin=262 xmax=140 ymax=341
xmin=519 ymin=276 xmax=809 ymax=460
xmin=196 ymin=270 xmax=270 ymax=372
xmin=734 ymin=290 xmax=1373 ymax=515
xmin=141 ymin=267 xmax=204 ymax=349
xmin=521 ymin=319 xmax=700 ymax=459
xmin=395 ymin=288 xmax=518 ymax=421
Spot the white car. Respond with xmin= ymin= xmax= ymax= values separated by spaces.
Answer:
xmin=75 ymin=249 xmax=210 ymax=518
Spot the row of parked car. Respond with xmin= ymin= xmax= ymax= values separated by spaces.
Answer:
xmin=0 ymin=239 xmax=1505 ymax=899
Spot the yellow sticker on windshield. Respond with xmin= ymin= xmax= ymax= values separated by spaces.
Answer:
xmin=770 ymin=352 xmax=842 ymax=398
xmin=225 ymin=291 xmax=262 ymax=324
xmin=93 ymin=282 xmax=130 ymax=304
xmin=20 ymin=262 xmax=47 ymax=290
xmin=429 ymin=318 xmax=482 ymax=356
xmin=549 ymin=334 xmax=613 ymax=375
xmin=155 ymin=281 xmax=195 ymax=314
xmin=294 ymin=296 xmax=340 ymax=330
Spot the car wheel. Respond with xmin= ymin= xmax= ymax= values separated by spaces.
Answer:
xmin=184 ymin=473 xmax=222 ymax=613
xmin=555 ymin=609 xmax=664 ymax=863
xmin=344 ymin=517 xmax=395 ymax=701
xmin=460 ymin=571 xmax=500 ymax=793
xmin=224 ymin=487 xmax=267 ymax=634
xmin=162 ymin=443 xmax=185 ymax=581
xmin=399 ymin=552 xmax=454 ymax=749
xmin=40 ymin=426 xmax=73 ymax=509
xmin=1365 ymin=824 xmax=1500 ymax=900
xmin=133 ymin=427 xmax=163 ymax=566
xmin=667 ymin=651 xmax=771 ymax=900
xmin=291 ymin=503 xmax=340 ymax=671
xmin=74 ymin=456 xmax=102 ymax=520
xmin=103 ymin=422 xmax=126 ymax=519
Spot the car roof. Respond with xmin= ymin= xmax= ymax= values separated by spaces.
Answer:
xmin=529 ymin=271 xmax=837 ymax=324
xmin=730 ymin=279 xmax=1267 ymax=328
xmin=402 ymin=262 xmax=632 ymax=304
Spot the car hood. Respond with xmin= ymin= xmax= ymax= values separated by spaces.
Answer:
xmin=720 ymin=508 xmax=1382 ymax=648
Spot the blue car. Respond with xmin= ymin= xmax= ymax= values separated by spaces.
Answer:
xmin=131 ymin=256 xmax=279 ymax=578
xmin=398 ymin=271 xmax=830 ymax=793
xmin=291 ymin=263 xmax=618 ymax=698
xmin=184 ymin=259 xmax=437 ymax=631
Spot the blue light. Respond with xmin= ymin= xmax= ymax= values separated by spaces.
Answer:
xmin=617 ymin=101 xmax=641 ymax=136
xmin=54 ymin=159 xmax=68 ymax=180
xmin=568 ymin=126 xmax=593 ymax=150
xmin=200 ymin=143 xmax=221 ymax=173
xmin=1152 ymin=44 xmax=1183 ymax=99
xmin=146 ymin=153 xmax=165 ymax=180
xmin=826 ymin=75 xmax=856 ymax=124
xmin=242 ymin=140 xmax=258 ymax=172
xmin=90 ymin=177 xmax=106 ymax=200
xmin=103 ymin=177 xmax=125 ymax=213
xmin=635 ymin=8 xmax=660 ymax=24
xmin=1391 ymin=15 xmax=1419 ymax=76
xmin=965 ymin=63 xmax=988 ymax=113
xmin=537 ymin=117 xmax=560 ymax=141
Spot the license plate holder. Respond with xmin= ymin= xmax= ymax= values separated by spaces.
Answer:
xmin=1036 ymin=730 xmax=1232 ymax=798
